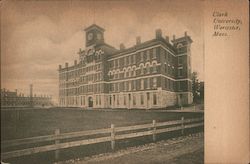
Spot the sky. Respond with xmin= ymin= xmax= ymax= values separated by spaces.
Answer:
xmin=1 ymin=0 xmax=204 ymax=103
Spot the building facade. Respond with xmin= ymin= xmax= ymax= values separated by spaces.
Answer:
xmin=58 ymin=24 xmax=193 ymax=109
xmin=1 ymin=88 xmax=53 ymax=107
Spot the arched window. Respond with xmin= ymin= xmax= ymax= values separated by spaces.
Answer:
xmin=146 ymin=64 xmax=150 ymax=74
xmin=132 ymin=67 xmax=136 ymax=76
xmin=165 ymin=63 xmax=167 ymax=73
xmin=153 ymin=63 xmax=157 ymax=73
xmin=108 ymin=71 xmax=113 ymax=79
xmin=127 ymin=68 xmax=130 ymax=77
xmin=140 ymin=65 xmax=144 ymax=75
xmin=123 ymin=68 xmax=126 ymax=78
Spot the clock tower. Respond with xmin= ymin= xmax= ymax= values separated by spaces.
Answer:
xmin=84 ymin=24 xmax=105 ymax=47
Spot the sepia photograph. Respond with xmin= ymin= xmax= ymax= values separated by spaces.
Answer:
xmin=1 ymin=0 xmax=212 ymax=163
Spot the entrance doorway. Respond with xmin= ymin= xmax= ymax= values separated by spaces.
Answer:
xmin=88 ymin=97 xmax=93 ymax=107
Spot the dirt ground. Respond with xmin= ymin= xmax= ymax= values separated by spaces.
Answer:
xmin=58 ymin=133 xmax=204 ymax=164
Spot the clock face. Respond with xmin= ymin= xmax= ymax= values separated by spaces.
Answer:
xmin=87 ymin=33 xmax=93 ymax=41
xmin=97 ymin=33 xmax=102 ymax=40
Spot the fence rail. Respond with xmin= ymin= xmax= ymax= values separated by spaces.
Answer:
xmin=1 ymin=117 xmax=203 ymax=160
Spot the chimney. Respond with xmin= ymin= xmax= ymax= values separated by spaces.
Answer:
xmin=184 ymin=31 xmax=187 ymax=36
xmin=15 ymin=89 xmax=18 ymax=93
xmin=74 ymin=60 xmax=77 ymax=66
xmin=155 ymin=29 xmax=162 ymax=39
xmin=120 ymin=43 xmax=125 ymax=50
xmin=136 ymin=36 xmax=141 ymax=45
xmin=65 ymin=62 xmax=68 ymax=68
xmin=165 ymin=36 xmax=169 ymax=43
xmin=173 ymin=35 xmax=176 ymax=41
xmin=59 ymin=65 xmax=62 ymax=70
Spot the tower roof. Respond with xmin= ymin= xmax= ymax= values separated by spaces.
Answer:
xmin=84 ymin=24 xmax=105 ymax=32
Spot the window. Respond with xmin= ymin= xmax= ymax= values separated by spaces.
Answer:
xmin=121 ymin=82 xmax=125 ymax=91
xmin=153 ymin=63 xmax=157 ymax=73
xmin=124 ymin=95 xmax=127 ymax=105
xmin=126 ymin=68 xmax=130 ymax=77
xmin=165 ymin=63 xmax=167 ymax=73
xmin=128 ymin=56 xmax=131 ymax=65
xmin=133 ymin=94 xmax=136 ymax=105
xmin=117 ymin=95 xmax=119 ymax=105
xmin=140 ymin=65 xmax=144 ymax=75
xmin=133 ymin=55 xmax=136 ymax=64
xmin=146 ymin=78 xmax=150 ymax=89
xmin=81 ymin=96 xmax=83 ymax=105
xmin=99 ymin=95 xmax=101 ymax=105
xmin=178 ymin=81 xmax=182 ymax=91
xmin=132 ymin=67 xmax=136 ymax=76
xmin=146 ymin=64 xmax=150 ymax=74
xmin=178 ymin=68 xmax=183 ymax=77
xmin=126 ymin=56 xmax=129 ymax=65
xmin=152 ymin=48 xmax=156 ymax=59
xmin=153 ymin=93 xmax=157 ymax=105
xmin=116 ymin=83 xmax=119 ymax=91
xmin=168 ymin=53 xmax=171 ymax=63
xmin=96 ymin=95 xmax=98 ymax=105
xmin=146 ymin=50 xmax=150 ymax=60
xmin=129 ymin=81 xmax=132 ymax=91
xmin=171 ymin=81 xmax=174 ymax=91
xmin=140 ymin=52 xmax=144 ymax=62
xmin=133 ymin=80 xmax=136 ymax=90
xmin=140 ymin=93 xmax=144 ymax=105
xmin=141 ymin=79 xmax=144 ymax=90
xmin=124 ymin=82 xmax=126 ymax=91
xmin=178 ymin=56 xmax=183 ymax=66
xmin=153 ymin=77 xmax=157 ymax=88
xmin=168 ymin=65 xmax=171 ymax=75
xmin=111 ymin=83 xmax=114 ymax=91
xmin=123 ymin=68 xmax=126 ymax=78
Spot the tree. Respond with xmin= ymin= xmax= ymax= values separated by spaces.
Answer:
xmin=192 ymin=72 xmax=200 ymax=103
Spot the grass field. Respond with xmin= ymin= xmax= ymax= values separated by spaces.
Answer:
xmin=1 ymin=107 xmax=203 ymax=140
xmin=1 ymin=107 xmax=203 ymax=164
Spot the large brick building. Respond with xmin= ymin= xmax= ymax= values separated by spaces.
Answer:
xmin=1 ymin=87 xmax=53 ymax=107
xmin=58 ymin=24 xmax=193 ymax=109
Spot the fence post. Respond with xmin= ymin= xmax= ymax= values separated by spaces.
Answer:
xmin=152 ymin=120 xmax=156 ymax=142
xmin=181 ymin=117 xmax=184 ymax=135
xmin=111 ymin=124 xmax=115 ymax=150
xmin=55 ymin=129 xmax=60 ymax=161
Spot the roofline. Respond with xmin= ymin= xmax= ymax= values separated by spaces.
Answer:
xmin=84 ymin=24 xmax=105 ymax=32
xmin=108 ymin=38 xmax=176 ymax=59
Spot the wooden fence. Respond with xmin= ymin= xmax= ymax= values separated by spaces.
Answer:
xmin=1 ymin=117 xmax=204 ymax=160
